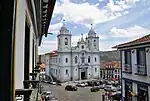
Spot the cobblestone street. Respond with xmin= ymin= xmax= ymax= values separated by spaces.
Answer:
xmin=42 ymin=83 xmax=103 ymax=101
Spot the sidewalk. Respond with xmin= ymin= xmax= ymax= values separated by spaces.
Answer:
xmin=30 ymin=89 xmax=42 ymax=101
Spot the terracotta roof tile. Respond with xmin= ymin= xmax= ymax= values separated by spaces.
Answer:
xmin=112 ymin=34 xmax=150 ymax=48
xmin=100 ymin=61 xmax=120 ymax=69
xmin=50 ymin=50 xmax=58 ymax=57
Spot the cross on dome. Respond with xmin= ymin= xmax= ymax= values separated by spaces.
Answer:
xmin=91 ymin=24 xmax=93 ymax=29
xmin=63 ymin=19 xmax=65 ymax=26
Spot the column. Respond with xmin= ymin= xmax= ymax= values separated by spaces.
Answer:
xmin=122 ymin=80 xmax=125 ymax=100
xmin=132 ymin=82 xmax=137 ymax=101
xmin=15 ymin=0 xmax=26 ymax=89
xmin=146 ymin=47 xmax=150 ymax=76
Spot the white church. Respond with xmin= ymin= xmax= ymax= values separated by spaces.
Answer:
xmin=49 ymin=23 xmax=100 ymax=82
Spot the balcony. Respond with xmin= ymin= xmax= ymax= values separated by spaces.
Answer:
xmin=122 ymin=64 xmax=132 ymax=74
xmin=135 ymin=64 xmax=147 ymax=76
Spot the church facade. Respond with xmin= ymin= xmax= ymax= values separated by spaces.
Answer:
xmin=50 ymin=24 xmax=100 ymax=82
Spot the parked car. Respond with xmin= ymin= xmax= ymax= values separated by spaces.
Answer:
xmin=45 ymin=95 xmax=59 ymax=101
xmin=56 ymin=83 xmax=62 ymax=86
xmin=92 ymin=81 xmax=100 ymax=86
xmin=44 ymin=80 xmax=51 ymax=84
xmin=87 ymin=81 xmax=95 ymax=86
xmin=50 ymin=82 xmax=57 ymax=85
xmin=41 ymin=91 xmax=52 ymax=101
xmin=99 ymin=84 xmax=105 ymax=89
xmin=90 ymin=87 xmax=99 ymax=92
xmin=65 ymin=85 xmax=78 ymax=91
xmin=76 ymin=82 xmax=85 ymax=87
xmin=84 ymin=82 xmax=88 ymax=86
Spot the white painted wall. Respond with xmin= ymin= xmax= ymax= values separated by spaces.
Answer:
xmin=15 ymin=0 xmax=26 ymax=89
xmin=45 ymin=54 xmax=50 ymax=76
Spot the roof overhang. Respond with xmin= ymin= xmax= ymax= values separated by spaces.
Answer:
xmin=26 ymin=0 xmax=56 ymax=46
xmin=39 ymin=0 xmax=56 ymax=46
xmin=112 ymin=34 xmax=150 ymax=49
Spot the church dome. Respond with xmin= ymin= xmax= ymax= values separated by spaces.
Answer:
xmin=88 ymin=28 xmax=96 ymax=37
xmin=60 ymin=26 xmax=69 ymax=32
xmin=60 ymin=25 xmax=69 ymax=34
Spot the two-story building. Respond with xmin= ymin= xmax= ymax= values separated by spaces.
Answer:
xmin=2 ymin=0 xmax=56 ymax=100
xmin=100 ymin=61 xmax=121 ymax=81
xmin=113 ymin=34 xmax=150 ymax=101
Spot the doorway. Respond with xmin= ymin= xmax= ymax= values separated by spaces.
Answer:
xmin=81 ymin=72 xmax=86 ymax=80
xmin=24 ymin=20 xmax=30 ymax=82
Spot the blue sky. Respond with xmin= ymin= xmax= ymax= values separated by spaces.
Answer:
xmin=39 ymin=0 xmax=150 ymax=54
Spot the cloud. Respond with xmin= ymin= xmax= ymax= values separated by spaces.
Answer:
xmin=48 ymin=22 xmax=63 ymax=34
xmin=38 ymin=40 xmax=57 ymax=55
xmin=109 ymin=25 xmax=150 ymax=39
xmin=53 ymin=0 xmax=128 ymax=26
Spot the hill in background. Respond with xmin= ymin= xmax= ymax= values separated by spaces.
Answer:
xmin=100 ymin=50 xmax=120 ymax=62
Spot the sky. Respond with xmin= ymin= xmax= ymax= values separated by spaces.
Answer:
xmin=38 ymin=0 xmax=150 ymax=55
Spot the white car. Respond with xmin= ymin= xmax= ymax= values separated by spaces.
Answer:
xmin=77 ymin=82 xmax=85 ymax=87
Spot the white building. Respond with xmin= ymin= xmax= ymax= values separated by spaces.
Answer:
xmin=50 ymin=24 xmax=100 ymax=82
xmin=113 ymin=34 xmax=150 ymax=101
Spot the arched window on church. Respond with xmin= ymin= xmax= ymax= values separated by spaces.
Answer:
xmin=88 ymin=56 xmax=90 ymax=63
xmin=95 ymin=68 xmax=97 ymax=72
xmin=94 ymin=40 xmax=96 ymax=46
xmin=75 ymin=56 xmax=77 ymax=63
xmin=66 ymin=69 xmax=68 ymax=74
xmin=66 ymin=58 xmax=68 ymax=63
xmin=58 ymin=38 xmax=60 ymax=45
xmin=65 ymin=37 xmax=68 ymax=45
xmin=95 ymin=57 xmax=97 ymax=62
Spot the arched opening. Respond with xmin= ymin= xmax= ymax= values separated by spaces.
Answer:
xmin=66 ymin=58 xmax=68 ymax=63
xmin=66 ymin=69 xmax=68 ymax=74
xmin=75 ymin=56 xmax=77 ymax=63
xmin=65 ymin=37 xmax=68 ymax=45
xmin=88 ymin=56 xmax=90 ymax=63
xmin=94 ymin=40 xmax=96 ymax=46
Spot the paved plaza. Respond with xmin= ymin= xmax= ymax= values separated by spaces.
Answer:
xmin=41 ymin=83 xmax=104 ymax=101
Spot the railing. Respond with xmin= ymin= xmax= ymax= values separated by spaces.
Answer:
xmin=135 ymin=64 xmax=147 ymax=76
xmin=123 ymin=64 xmax=132 ymax=74
xmin=15 ymin=73 xmax=40 ymax=101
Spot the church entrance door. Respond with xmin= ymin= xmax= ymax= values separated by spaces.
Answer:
xmin=81 ymin=72 xmax=86 ymax=80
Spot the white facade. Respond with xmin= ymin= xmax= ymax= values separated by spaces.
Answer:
xmin=50 ymin=25 xmax=100 ymax=82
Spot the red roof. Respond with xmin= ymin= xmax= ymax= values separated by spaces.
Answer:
xmin=112 ymin=34 xmax=150 ymax=48
xmin=50 ymin=50 xmax=58 ymax=57
xmin=100 ymin=61 xmax=120 ymax=69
